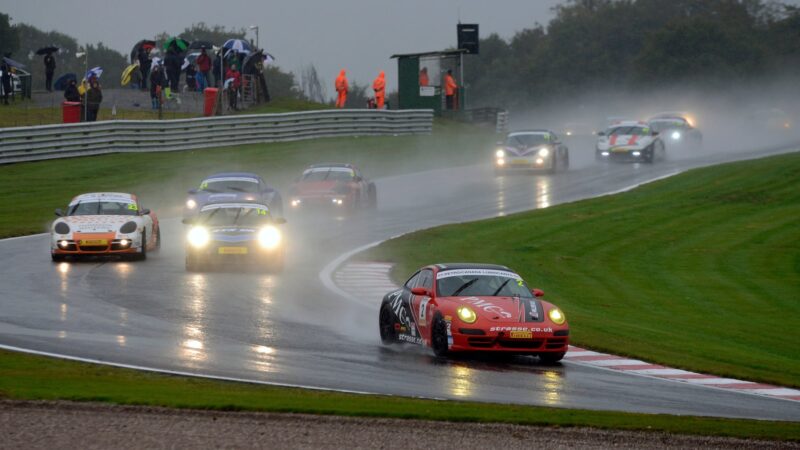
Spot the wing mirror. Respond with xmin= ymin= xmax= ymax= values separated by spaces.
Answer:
xmin=597 ymin=131 xmax=606 ymax=137
xmin=532 ymin=288 xmax=545 ymax=297
xmin=188 ymin=188 xmax=198 ymax=194
xmin=273 ymin=217 xmax=287 ymax=224
xmin=54 ymin=208 xmax=64 ymax=217
xmin=139 ymin=208 xmax=151 ymax=215
xmin=410 ymin=287 xmax=431 ymax=297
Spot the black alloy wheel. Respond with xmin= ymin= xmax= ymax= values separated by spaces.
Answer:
xmin=431 ymin=314 xmax=449 ymax=357
xmin=379 ymin=302 xmax=398 ymax=344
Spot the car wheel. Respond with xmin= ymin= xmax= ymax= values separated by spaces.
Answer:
xmin=185 ymin=255 xmax=200 ymax=272
xmin=378 ymin=302 xmax=398 ymax=344
xmin=644 ymin=146 xmax=655 ymax=164
xmin=367 ymin=183 xmax=378 ymax=210
xmin=136 ymin=230 xmax=148 ymax=261
xmin=539 ymin=352 xmax=566 ymax=364
xmin=431 ymin=314 xmax=449 ymax=357
xmin=154 ymin=226 xmax=161 ymax=250
xmin=51 ymin=253 xmax=65 ymax=262
xmin=563 ymin=151 xmax=570 ymax=170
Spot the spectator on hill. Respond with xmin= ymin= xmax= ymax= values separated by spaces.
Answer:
xmin=137 ymin=46 xmax=150 ymax=91
xmin=372 ymin=71 xmax=386 ymax=109
xmin=335 ymin=69 xmax=348 ymax=108
xmin=185 ymin=62 xmax=197 ymax=92
xmin=0 ymin=60 xmax=11 ymax=105
xmin=149 ymin=64 xmax=165 ymax=110
xmin=44 ymin=53 xmax=56 ymax=92
xmin=226 ymin=63 xmax=241 ymax=111
xmin=165 ymin=49 xmax=182 ymax=93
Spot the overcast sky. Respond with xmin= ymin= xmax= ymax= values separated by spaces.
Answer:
xmin=4 ymin=0 xmax=562 ymax=96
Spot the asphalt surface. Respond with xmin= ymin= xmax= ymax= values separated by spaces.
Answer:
xmin=1 ymin=137 xmax=799 ymax=421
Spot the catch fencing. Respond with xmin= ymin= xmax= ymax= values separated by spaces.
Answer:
xmin=0 ymin=109 xmax=434 ymax=164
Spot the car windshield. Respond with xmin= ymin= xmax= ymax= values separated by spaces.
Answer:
xmin=436 ymin=270 xmax=533 ymax=298
xmin=302 ymin=169 xmax=354 ymax=182
xmin=649 ymin=120 xmax=688 ymax=132
xmin=200 ymin=179 xmax=259 ymax=193
xmin=197 ymin=206 xmax=271 ymax=226
xmin=69 ymin=201 xmax=139 ymax=216
xmin=608 ymin=126 xmax=650 ymax=136
xmin=506 ymin=134 xmax=549 ymax=147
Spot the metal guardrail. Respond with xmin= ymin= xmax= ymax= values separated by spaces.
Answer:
xmin=0 ymin=109 xmax=434 ymax=164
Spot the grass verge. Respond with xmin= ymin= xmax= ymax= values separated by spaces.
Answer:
xmin=366 ymin=152 xmax=800 ymax=388
xmin=0 ymin=119 xmax=492 ymax=237
xmin=0 ymin=349 xmax=797 ymax=441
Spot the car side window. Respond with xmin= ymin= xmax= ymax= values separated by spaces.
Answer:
xmin=404 ymin=271 xmax=421 ymax=289
xmin=418 ymin=269 xmax=433 ymax=289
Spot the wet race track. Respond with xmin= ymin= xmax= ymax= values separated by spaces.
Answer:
xmin=2 ymin=138 xmax=799 ymax=422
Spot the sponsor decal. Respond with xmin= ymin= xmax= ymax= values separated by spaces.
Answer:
xmin=202 ymin=177 xmax=258 ymax=185
xmin=70 ymin=193 xmax=134 ymax=205
xmin=510 ymin=330 xmax=533 ymax=339
xmin=461 ymin=297 xmax=512 ymax=318
xmin=398 ymin=334 xmax=423 ymax=345
xmin=529 ymin=300 xmax=540 ymax=320
xmin=199 ymin=203 xmax=269 ymax=213
xmin=419 ymin=297 xmax=430 ymax=325
xmin=303 ymin=167 xmax=354 ymax=175
xmin=389 ymin=292 xmax=415 ymax=335
xmin=436 ymin=269 xmax=522 ymax=280
xmin=490 ymin=326 xmax=553 ymax=333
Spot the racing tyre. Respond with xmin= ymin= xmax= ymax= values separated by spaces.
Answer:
xmin=563 ymin=152 xmax=570 ymax=170
xmin=185 ymin=255 xmax=201 ymax=272
xmin=431 ymin=314 xmax=449 ymax=357
xmin=51 ymin=253 xmax=66 ymax=262
xmin=539 ymin=352 xmax=566 ymax=364
xmin=154 ymin=226 xmax=162 ymax=250
xmin=644 ymin=146 xmax=655 ymax=164
xmin=134 ymin=230 xmax=148 ymax=261
xmin=367 ymin=183 xmax=378 ymax=210
xmin=378 ymin=302 xmax=398 ymax=344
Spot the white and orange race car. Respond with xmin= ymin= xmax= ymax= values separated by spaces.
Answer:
xmin=595 ymin=120 xmax=666 ymax=163
xmin=50 ymin=192 xmax=160 ymax=261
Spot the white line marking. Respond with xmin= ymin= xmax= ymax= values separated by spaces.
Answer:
xmin=587 ymin=359 xmax=650 ymax=367
xmin=684 ymin=378 xmax=751 ymax=385
xmin=627 ymin=368 xmax=694 ymax=376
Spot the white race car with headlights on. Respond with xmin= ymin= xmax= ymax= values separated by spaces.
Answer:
xmin=647 ymin=113 xmax=702 ymax=150
xmin=595 ymin=121 xmax=666 ymax=163
xmin=494 ymin=130 xmax=569 ymax=174
xmin=182 ymin=202 xmax=286 ymax=272
xmin=50 ymin=192 xmax=160 ymax=261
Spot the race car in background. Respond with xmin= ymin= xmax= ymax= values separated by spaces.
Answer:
xmin=596 ymin=120 xmax=666 ymax=163
xmin=647 ymin=113 xmax=703 ymax=150
xmin=378 ymin=263 xmax=569 ymax=362
xmin=184 ymin=172 xmax=283 ymax=218
xmin=494 ymin=130 xmax=570 ymax=174
xmin=51 ymin=192 xmax=160 ymax=261
xmin=749 ymin=108 xmax=793 ymax=132
xmin=288 ymin=163 xmax=377 ymax=212
xmin=183 ymin=202 xmax=286 ymax=272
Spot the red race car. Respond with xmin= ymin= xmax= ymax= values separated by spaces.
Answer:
xmin=378 ymin=263 xmax=569 ymax=362
xmin=288 ymin=163 xmax=377 ymax=212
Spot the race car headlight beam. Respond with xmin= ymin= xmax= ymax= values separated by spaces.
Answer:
xmin=548 ymin=307 xmax=566 ymax=325
xmin=671 ymin=131 xmax=681 ymax=140
xmin=457 ymin=305 xmax=478 ymax=324
xmin=187 ymin=227 xmax=210 ymax=248
xmin=538 ymin=147 xmax=550 ymax=157
xmin=186 ymin=199 xmax=197 ymax=209
xmin=258 ymin=226 xmax=282 ymax=249
xmin=495 ymin=149 xmax=505 ymax=158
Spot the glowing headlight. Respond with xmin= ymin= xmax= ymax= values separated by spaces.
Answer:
xmin=601 ymin=151 xmax=609 ymax=156
xmin=548 ymin=307 xmax=566 ymax=325
xmin=671 ymin=131 xmax=681 ymax=140
xmin=258 ymin=226 xmax=281 ymax=249
xmin=535 ymin=158 xmax=544 ymax=165
xmin=58 ymin=240 xmax=70 ymax=248
xmin=186 ymin=199 xmax=197 ymax=209
xmin=290 ymin=199 xmax=301 ymax=207
xmin=331 ymin=198 xmax=344 ymax=205
xmin=496 ymin=158 xmax=505 ymax=166
xmin=632 ymin=151 xmax=641 ymax=156
xmin=457 ymin=305 xmax=477 ymax=324
xmin=538 ymin=147 xmax=550 ymax=157
xmin=119 ymin=239 xmax=130 ymax=247
xmin=566 ymin=131 xmax=573 ymax=136
xmin=187 ymin=227 xmax=210 ymax=248
xmin=495 ymin=149 xmax=505 ymax=158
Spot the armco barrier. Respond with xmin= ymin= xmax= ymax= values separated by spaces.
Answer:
xmin=0 ymin=109 xmax=434 ymax=164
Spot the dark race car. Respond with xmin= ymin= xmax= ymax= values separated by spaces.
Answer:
xmin=494 ymin=130 xmax=569 ymax=174
xmin=183 ymin=202 xmax=286 ymax=272
xmin=184 ymin=172 xmax=283 ymax=218
xmin=288 ymin=163 xmax=377 ymax=212
xmin=378 ymin=263 xmax=569 ymax=362
xmin=647 ymin=113 xmax=703 ymax=150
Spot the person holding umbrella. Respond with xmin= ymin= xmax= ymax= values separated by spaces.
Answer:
xmin=196 ymin=47 xmax=211 ymax=91
xmin=43 ymin=53 xmax=56 ymax=91
xmin=137 ymin=46 xmax=150 ymax=91
xmin=85 ymin=78 xmax=102 ymax=122
xmin=164 ymin=48 xmax=181 ymax=93
xmin=64 ymin=78 xmax=80 ymax=102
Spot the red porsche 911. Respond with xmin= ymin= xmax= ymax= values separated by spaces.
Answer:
xmin=378 ymin=263 xmax=569 ymax=362
xmin=288 ymin=163 xmax=376 ymax=213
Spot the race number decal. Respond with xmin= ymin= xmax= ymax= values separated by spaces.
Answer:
xmin=419 ymin=297 xmax=430 ymax=325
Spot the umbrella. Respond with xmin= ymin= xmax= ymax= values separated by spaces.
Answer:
xmin=130 ymin=39 xmax=156 ymax=63
xmin=36 ymin=46 xmax=60 ymax=56
xmin=86 ymin=66 xmax=103 ymax=79
xmin=182 ymin=51 xmax=201 ymax=70
xmin=222 ymin=39 xmax=251 ymax=54
xmin=53 ymin=73 xmax=76 ymax=90
xmin=163 ymin=37 xmax=189 ymax=52
xmin=121 ymin=63 xmax=138 ymax=86
xmin=151 ymin=57 xmax=163 ymax=67
xmin=2 ymin=57 xmax=26 ymax=69
xmin=188 ymin=40 xmax=214 ymax=50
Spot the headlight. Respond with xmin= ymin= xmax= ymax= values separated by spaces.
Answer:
xmin=54 ymin=222 xmax=70 ymax=234
xmin=548 ymin=307 xmax=566 ymax=325
xmin=671 ymin=131 xmax=681 ymax=140
xmin=186 ymin=199 xmax=197 ymax=209
xmin=632 ymin=151 xmax=641 ymax=156
xmin=58 ymin=240 xmax=70 ymax=248
xmin=495 ymin=149 xmax=505 ymax=158
xmin=496 ymin=158 xmax=505 ymax=166
xmin=187 ymin=227 xmax=210 ymax=248
xmin=538 ymin=147 xmax=550 ymax=157
xmin=457 ymin=305 xmax=477 ymax=324
xmin=291 ymin=199 xmax=301 ymax=207
xmin=119 ymin=239 xmax=130 ymax=247
xmin=119 ymin=221 xmax=137 ymax=234
xmin=535 ymin=158 xmax=544 ymax=165
xmin=258 ymin=226 xmax=281 ymax=249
